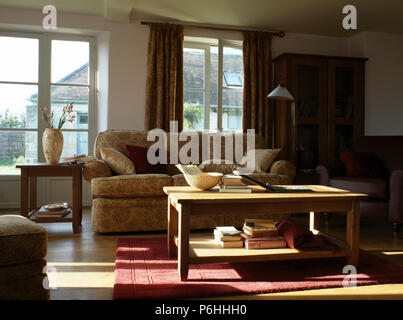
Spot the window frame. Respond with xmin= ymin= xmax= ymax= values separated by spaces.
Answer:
xmin=0 ymin=30 xmax=97 ymax=176
xmin=183 ymin=38 xmax=243 ymax=131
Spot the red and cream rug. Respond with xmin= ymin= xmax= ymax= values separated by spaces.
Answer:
xmin=113 ymin=237 xmax=403 ymax=299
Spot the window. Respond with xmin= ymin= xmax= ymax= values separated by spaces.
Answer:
xmin=183 ymin=37 xmax=243 ymax=131
xmin=0 ymin=32 xmax=95 ymax=174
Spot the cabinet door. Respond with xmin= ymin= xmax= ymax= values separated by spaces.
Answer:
xmin=291 ymin=56 xmax=327 ymax=169
xmin=328 ymin=59 xmax=365 ymax=164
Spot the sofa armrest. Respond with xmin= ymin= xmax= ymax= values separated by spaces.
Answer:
xmin=82 ymin=160 xmax=112 ymax=182
xmin=389 ymin=169 xmax=403 ymax=223
xmin=315 ymin=163 xmax=346 ymax=186
xmin=269 ymin=160 xmax=296 ymax=178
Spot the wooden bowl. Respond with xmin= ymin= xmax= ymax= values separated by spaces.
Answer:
xmin=183 ymin=172 xmax=223 ymax=191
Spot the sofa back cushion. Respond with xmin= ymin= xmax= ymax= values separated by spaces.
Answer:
xmin=94 ymin=130 xmax=268 ymax=171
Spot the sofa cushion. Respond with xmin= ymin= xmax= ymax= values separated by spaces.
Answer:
xmin=0 ymin=215 xmax=47 ymax=266
xmin=329 ymin=176 xmax=387 ymax=200
xmin=126 ymin=144 xmax=167 ymax=174
xmin=339 ymin=151 xmax=386 ymax=179
xmin=100 ymin=148 xmax=135 ymax=175
xmin=172 ymin=174 xmax=188 ymax=186
xmin=91 ymin=174 xmax=172 ymax=197
xmin=198 ymin=159 xmax=237 ymax=174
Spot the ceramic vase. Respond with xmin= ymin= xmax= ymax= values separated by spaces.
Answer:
xmin=42 ymin=128 xmax=63 ymax=165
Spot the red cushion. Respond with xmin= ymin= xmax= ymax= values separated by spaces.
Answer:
xmin=339 ymin=151 xmax=386 ymax=178
xmin=126 ymin=145 xmax=167 ymax=174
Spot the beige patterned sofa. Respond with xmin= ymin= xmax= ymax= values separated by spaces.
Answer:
xmin=84 ymin=130 xmax=296 ymax=233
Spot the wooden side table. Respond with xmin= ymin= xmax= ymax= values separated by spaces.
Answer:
xmin=16 ymin=163 xmax=83 ymax=233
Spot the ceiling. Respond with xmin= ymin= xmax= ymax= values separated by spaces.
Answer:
xmin=0 ymin=0 xmax=402 ymax=36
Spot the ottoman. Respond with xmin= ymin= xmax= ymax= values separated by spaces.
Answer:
xmin=0 ymin=215 xmax=49 ymax=300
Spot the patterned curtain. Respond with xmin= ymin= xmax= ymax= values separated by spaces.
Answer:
xmin=145 ymin=23 xmax=184 ymax=131
xmin=242 ymin=31 xmax=273 ymax=146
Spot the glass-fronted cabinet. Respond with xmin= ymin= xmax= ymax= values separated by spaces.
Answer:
xmin=328 ymin=59 xmax=365 ymax=165
xmin=273 ymin=53 xmax=366 ymax=170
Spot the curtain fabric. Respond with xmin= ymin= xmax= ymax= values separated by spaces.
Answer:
xmin=145 ymin=23 xmax=184 ymax=131
xmin=242 ymin=31 xmax=273 ymax=145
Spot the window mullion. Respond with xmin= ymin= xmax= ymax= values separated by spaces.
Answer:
xmin=217 ymin=40 xmax=223 ymax=131
xmin=204 ymin=47 xmax=211 ymax=130
xmin=37 ymin=34 xmax=51 ymax=163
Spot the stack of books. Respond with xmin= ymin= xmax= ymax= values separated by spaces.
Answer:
xmin=60 ymin=154 xmax=95 ymax=165
xmin=36 ymin=202 xmax=71 ymax=218
xmin=241 ymin=219 xmax=287 ymax=249
xmin=219 ymin=174 xmax=251 ymax=193
xmin=214 ymin=226 xmax=243 ymax=248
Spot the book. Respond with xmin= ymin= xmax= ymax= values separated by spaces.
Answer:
xmin=215 ymin=226 xmax=242 ymax=236
xmin=60 ymin=155 xmax=95 ymax=165
xmin=242 ymin=228 xmax=279 ymax=237
xmin=214 ymin=229 xmax=242 ymax=242
xmin=217 ymin=240 xmax=244 ymax=248
xmin=218 ymin=186 xmax=252 ymax=193
xmin=241 ymin=233 xmax=287 ymax=249
xmin=221 ymin=174 xmax=245 ymax=186
xmin=241 ymin=232 xmax=281 ymax=241
xmin=244 ymin=218 xmax=276 ymax=228
xmin=36 ymin=207 xmax=71 ymax=218
xmin=244 ymin=238 xmax=287 ymax=249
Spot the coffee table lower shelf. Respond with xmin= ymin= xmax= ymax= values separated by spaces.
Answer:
xmin=174 ymin=236 xmax=350 ymax=265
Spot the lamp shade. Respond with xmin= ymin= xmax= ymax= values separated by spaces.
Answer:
xmin=267 ymin=84 xmax=294 ymax=101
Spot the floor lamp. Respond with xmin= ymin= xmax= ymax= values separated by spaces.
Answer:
xmin=267 ymin=84 xmax=296 ymax=162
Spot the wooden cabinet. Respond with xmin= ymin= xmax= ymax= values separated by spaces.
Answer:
xmin=273 ymin=53 xmax=367 ymax=170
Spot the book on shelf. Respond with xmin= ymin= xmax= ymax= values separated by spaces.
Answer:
xmin=214 ymin=229 xmax=242 ymax=242
xmin=241 ymin=233 xmax=287 ymax=249
xmin=242 ymin=225 xmax=278 ymax=238
xmin=36 ymin=206 xmax=71 ymax=218
xmin=214 ymin=226 xmax=243 ymax=246
xmin=244 ymin=218 xmax=276 ymax=228
xmin=217 ymin=239 xmax=244 ymax=248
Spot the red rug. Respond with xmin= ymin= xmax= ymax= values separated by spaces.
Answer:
xmin=113 ymin=237 xmax=403 ymax=299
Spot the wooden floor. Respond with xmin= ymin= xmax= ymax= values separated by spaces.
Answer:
xmin=2 ymin=208 xmax=403 ymax=300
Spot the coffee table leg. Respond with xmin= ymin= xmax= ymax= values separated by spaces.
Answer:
xmin=346 ymin=200 xmax=360 ymax=266
xmin=309 ymin=211 xmax=319 ymax=232
xmin=167 ymin=196 xmax=178 ymax=257
xmin=178 ymin=204 xmax=190 ymax=281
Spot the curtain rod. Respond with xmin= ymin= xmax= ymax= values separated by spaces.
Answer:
xmin=140 ymin=21 xmax=285 ymax=37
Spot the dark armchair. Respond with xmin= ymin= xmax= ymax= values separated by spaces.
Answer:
xmin=316 ymin=136 xmax=403 ymax=238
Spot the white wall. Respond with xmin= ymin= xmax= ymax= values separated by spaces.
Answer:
xmin=348 ymin=31 xmax=403 ymax=135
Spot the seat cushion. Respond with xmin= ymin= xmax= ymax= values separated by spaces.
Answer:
xmin=329 ymin=176 xmax=387 ymax=200
xmin=172 ymin=174 xmax=188 ymax=186
xmin=0 ymin=215 xmax=47 ymax=266
xmin=91 ymin=174 xmax=172 ymax=197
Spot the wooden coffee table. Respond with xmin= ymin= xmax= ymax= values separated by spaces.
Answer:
xmin=163 ymin=185 xmax=367 ymax=281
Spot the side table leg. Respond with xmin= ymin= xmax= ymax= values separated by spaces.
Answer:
xmin=346 ymin=200 xmax=360 ymax=266
xmin=20 ymin=169 xmax=29 ymax=217
xmin=178 ymin=204 xmax=190 ymax=281
xmin=29 ymin=176 xmax=37 ymax=212
xmin=72 ymin=170 xmax=81 ymax=233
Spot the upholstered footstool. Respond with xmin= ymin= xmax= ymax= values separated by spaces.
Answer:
xmin=0 ymin=215 xmax=49 ymax=300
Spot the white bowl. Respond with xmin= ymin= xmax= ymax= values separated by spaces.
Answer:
xmin=183 ymin=172 xmax=223 ymax=190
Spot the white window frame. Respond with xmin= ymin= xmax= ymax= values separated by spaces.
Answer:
xmin=0 ymin=30 xmax=97 ymax=177
xmin=184 ymin=38 xmax=243 ymax=131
